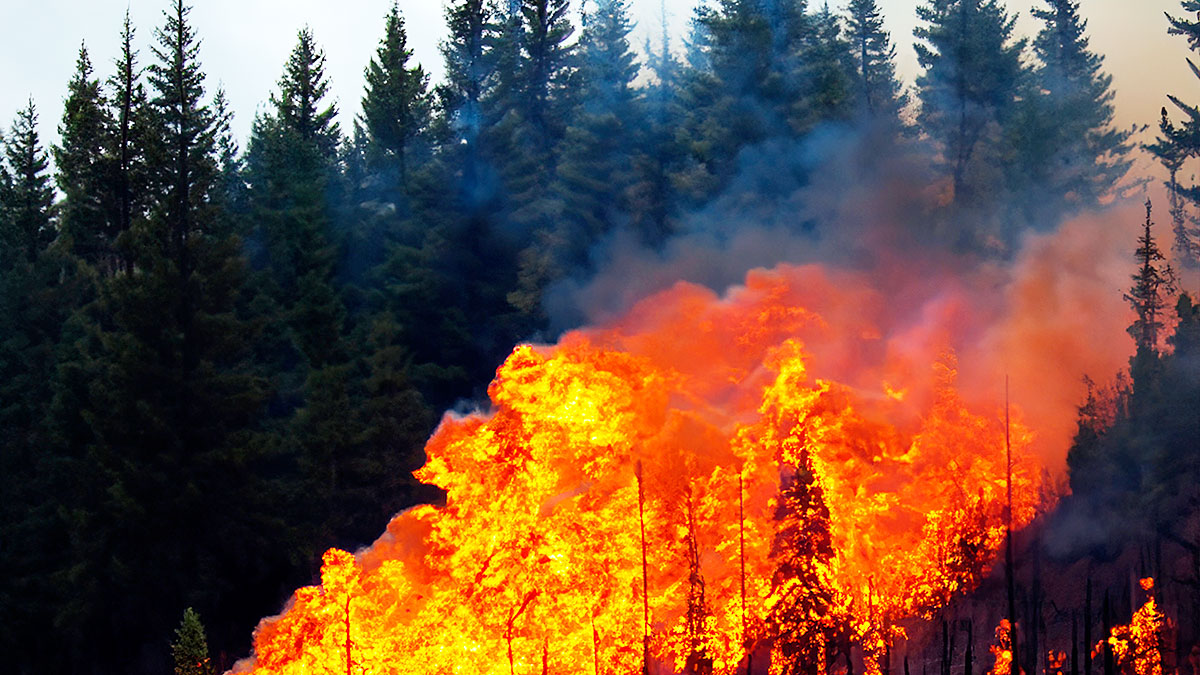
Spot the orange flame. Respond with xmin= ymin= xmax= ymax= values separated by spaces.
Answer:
xmin=1102 ymin=578 xmax=1172 ymax=675
xmin=231 ymin=257 xmax=1078 ymax=675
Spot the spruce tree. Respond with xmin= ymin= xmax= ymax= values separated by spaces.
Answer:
xmin=797 ymin=3 xmax=856 ymax=128
xmin=1017 ymin=0 xmax=1130 ymax=216
xmin=172 ymin=608 xmax=215 ymax=675
xmin=55 ymin=44 xmax=114 ymax=269
xmin=502 ymin=0 xmax=578 ymax=321
xmin=552 ymin=0 xmax=642 ymax=268
xmin=105 ymin=10 xmax=152 ymax=272
xmin=359 ymin=2 xmax=431 ymax=192
xmin=1156 ymin=2 xmax=1200 ymax=283
xmin=57 ymin=3 xmax=283 ymax=668
xmin=1125 ymin=200 xmax=1175 ymax=353
xmin=914 ymin=0 xmax=1026 ymax=211
xmin=672 ymin=0 xmax=810 ymax=206
xmin=627 ymin=9 xmax=683 ymax=245
xmin=844 ymin=0 xmax=906 ymax=123
xmin=2 ymin=100 xmax=55 ymax=261
xmin=0 ymin=97 xmax=78 ymax=675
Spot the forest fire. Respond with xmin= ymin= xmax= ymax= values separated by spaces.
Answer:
xmin=228 ymin=239 xmax=1141 ymax=675
xmin=1102 ymin=579 xmax=1172 ymax=675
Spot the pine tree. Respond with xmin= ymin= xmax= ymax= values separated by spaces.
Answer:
xmin=1125 ymin=199 xmax=1175 ymax=353
xmin=105 ymin=10 xmax=153 ymax=272
xmin=1145 ymin=108 xmax=1197 ymax=284
xmin=0 ymin=96 xmax=79 ymax=675
xmin=437 ymin=0 xmax=496 ymax=202
xmin=769 ymin=453 xmax=836 ymax=673
xmin=552 ymin=0 xmax=642 ymax=268
xmin=914 ymin=0 xmax=1026 ymax=211
xmin=502 ymin=0 xmax=578 ymax=320
xmin=360 ymin=2 xmax=431 ymax=192
xmin=627 ymin=4 xmax=683 ymax=245
xmin=672 ymin=0 xmax=812 ymax=207
xmin=844 ymin=0 xmax=906 ymax=123
xmin=245 ymin=27 xmax=345 ymax=367
xmin=1016 ymin=0 xmax=1130 ymax=216
xmin=172 ymin=608 xmax=215 ymax=675
xmin=55 ymin=44 xmax=114 ymax=269
xmin=1156 ymin=2 xmax=1200 ymax=283
xmin=56 ymin=3 xmax=283 ymax=668
xmin=2 ymin=100 xmax=55 ymax=261
xmin=797 ymin=3 xmax=857 ymax=128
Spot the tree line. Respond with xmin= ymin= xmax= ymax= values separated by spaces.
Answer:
xmin=0 ymin=0 xmax=1179 ymax=673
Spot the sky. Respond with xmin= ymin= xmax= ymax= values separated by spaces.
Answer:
xmin=0 ymin=0 xmax=1190 ymax=172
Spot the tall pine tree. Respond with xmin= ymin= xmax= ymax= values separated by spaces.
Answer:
xmin=359 ymin=2 xmax=431 ymax=195
xmin=55 ymin=44 xmax=115 ymax=269
xmin=1013 ymin=0 xmax=1130 ymax=219
xmin=844 ymin=0 xmax=907 ymax=125
xmin=914 ymin=0 xmax=1026 ymax=220
xmin=56 ymin=3 xmax=286 ymax=669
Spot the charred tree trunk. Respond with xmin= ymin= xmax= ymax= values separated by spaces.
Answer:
xmin=1102 ymin=593 xmax=1114 ymax=675
xmin=1029 ymin=538 xmax=1042 ymax=675
xmin=943 ymin=620 xmax=951 ymax=675
xmin=1006 ymin=378 xmax=1021 ymax=675
xmin=684 ymin=489 xmax=713 ymax=675
xmin=1085 ymin=579 xmax=1093 ymax=675
xmin=1071 ymin=612 xmax=1079 ymax=675
xmin=965 ymin=619 xmax=974 ymax=675
xmin=637 ymin=461 xmax=650 ymax=675
xmin=740 ymin=473 xmax=751 ymax=675
xmin=345 ymin=597 xmax=353 ymax=675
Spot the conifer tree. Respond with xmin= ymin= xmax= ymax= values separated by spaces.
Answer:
xmin=56 ymin=3 xmax=282 ymax=668
xmin=914 ymin=0 xmax=1025 ymax=209
xmin=1146 ymin=108 xmax=1196 ymax=283
xmin=1016 ymin=0 xmax=1129 ymax=216
xmin=553 ymin=0 xmax=641 ymax=266
xmin=844 ymin=0 xmax=906 ymax=123
xmin=2 ymin=101 xmax=55 ymax=261
xmin=1156 ymin=2 xmax=1200 ymax=282
xmin=628 ymin=8 xmax=683 ymax=245
xmin=360 ymin=2 xmax=430 ymax=191
xmin=172 ymin=608 xmax=215 ymax=675
xmin=503 ymin=0 xmax=577 ymax=320
xmin=0 ymin=98 xmax=76 ymax=675
xmin=797 ymin=3 xmax=856 ymax=127
xmin=55 ymin=44 xmax=114 ymax=268
xmin=1126 ymin=200 xmax=1175 ymax=353
xmin=106 ymin=10 xmax=152 ymax=272
xmin=673 ymin=0 xmax=810 ymax=206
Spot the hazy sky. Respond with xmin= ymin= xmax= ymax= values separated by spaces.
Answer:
xmin=0 ymin=0 xmax=1189 ymax=168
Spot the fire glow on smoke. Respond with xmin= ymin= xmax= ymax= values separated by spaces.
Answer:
xmin=235 ymin=212 xmax=1137 ymax=675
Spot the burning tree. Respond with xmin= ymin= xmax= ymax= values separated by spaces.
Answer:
xmin=234 ymin=267 xmax=1047 ymax=675
xmin=1104 ymin=579 xmax=1172 ymax=675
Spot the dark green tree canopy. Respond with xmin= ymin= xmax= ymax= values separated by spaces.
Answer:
xmin=914 ymin=0 xmax=1026 ymax=207
xmin=2 ymin=100 xmax=56 ymax=261
xmin=359 ymin=2 xmax=431 ymax=185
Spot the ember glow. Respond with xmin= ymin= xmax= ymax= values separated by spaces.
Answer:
xmin=235 ymin=212 xmax=1137 ymax=675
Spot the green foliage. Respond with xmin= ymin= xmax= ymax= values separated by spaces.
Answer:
xmin=1151 ymin=2 xmax=1200 ymax=273
xmin=844 ymin=0 xmax=907 ymax=123
xmin=2 ymin=101 xmax=56 ymax=260
xmin=55 ymin=44 xmax=115 ymax=267
xmin=914 ymin=0 xmax=1026 ymax=218
xmin=1125 ymin=200 xmax=1175 ymax=352
xmin=1009 ymin=0 xmax=1130 ymax=221
xmin=360 ymin=3 xmax=430 ymax=188
xmin=172 ymin=607 xmax=215 ymax=675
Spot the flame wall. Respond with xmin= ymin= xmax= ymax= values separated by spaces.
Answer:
xmin=234 ymin=206 xmax=1139 ymax=675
